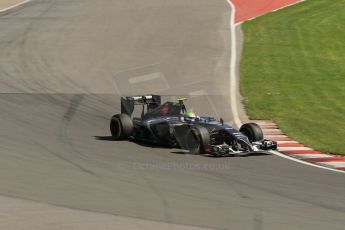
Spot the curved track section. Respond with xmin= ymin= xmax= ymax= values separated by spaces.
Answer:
xmin=0 ymin=1 xmax=344 ymax=229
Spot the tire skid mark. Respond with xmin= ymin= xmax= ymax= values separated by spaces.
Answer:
xmin=56 ymin=94 xmax=98 ymax=176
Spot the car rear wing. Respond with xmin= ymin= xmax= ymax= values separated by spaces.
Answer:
xmin=121 ymin=95 xmax=161 ymax=116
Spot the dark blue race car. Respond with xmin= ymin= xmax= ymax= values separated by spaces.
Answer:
xmin=110 ymin=95 xmax=277 ymax=156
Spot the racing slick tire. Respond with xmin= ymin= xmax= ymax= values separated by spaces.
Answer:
xmin=239 ymin=123 xmax=263 ymax=142
xmin=187 ymin=125 xmax=210 ymax=154
xmin=110 ymin=113 xmax=134 ymax=140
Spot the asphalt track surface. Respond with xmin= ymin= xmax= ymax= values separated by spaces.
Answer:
xmin=0 ymin=1 xmax=344 ymax=229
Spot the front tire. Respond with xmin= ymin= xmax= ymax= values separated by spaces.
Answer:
xmin=110 ymin=114 xmax=134 ymax=140
xmin=239 ymin=123 xmax=263 ymax=142
xmin=186 ymin=125 xmax=210 ymax=154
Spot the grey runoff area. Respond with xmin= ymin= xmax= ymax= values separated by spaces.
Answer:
xmin=0 ymin=0 xmax=344 ymax=230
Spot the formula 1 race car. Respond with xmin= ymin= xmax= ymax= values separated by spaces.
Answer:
xmin=110 ymin=95 xmax=277 ymax=156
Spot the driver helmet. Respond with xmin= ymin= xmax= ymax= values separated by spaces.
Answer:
xmin=185 ymin=111 xmax=196 ymax=122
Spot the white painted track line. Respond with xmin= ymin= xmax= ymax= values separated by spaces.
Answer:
xmin=278 ymin=147 xmax=313 ymax=151
xmin=270 ymin=151 xmax=345 ymax=174
xmin=318 ymin=162 xmax=345 ymax=168
xmin=0 ymin=0 xmax=32 ymax=13
xmin=226 ymin=0 xmax=241 ymax=128
xmin=292 ymin=154 xmax=334 ymax=159
xmin=128 ymin=73 xmax=163 ymax=84
xmin=189 ymin=90 xmax=207 ymax=97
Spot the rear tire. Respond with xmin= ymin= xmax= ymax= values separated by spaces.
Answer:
xmin=186 ymin=125 xmax=210 ymax=154
xmin=110 ymin=114 xmax=134 ymax=140
xmin=239 ymin=123 xmax=263 ymax=142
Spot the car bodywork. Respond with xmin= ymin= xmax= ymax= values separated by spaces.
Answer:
xmin=113 ymin=95 xmax=277 ymax=156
